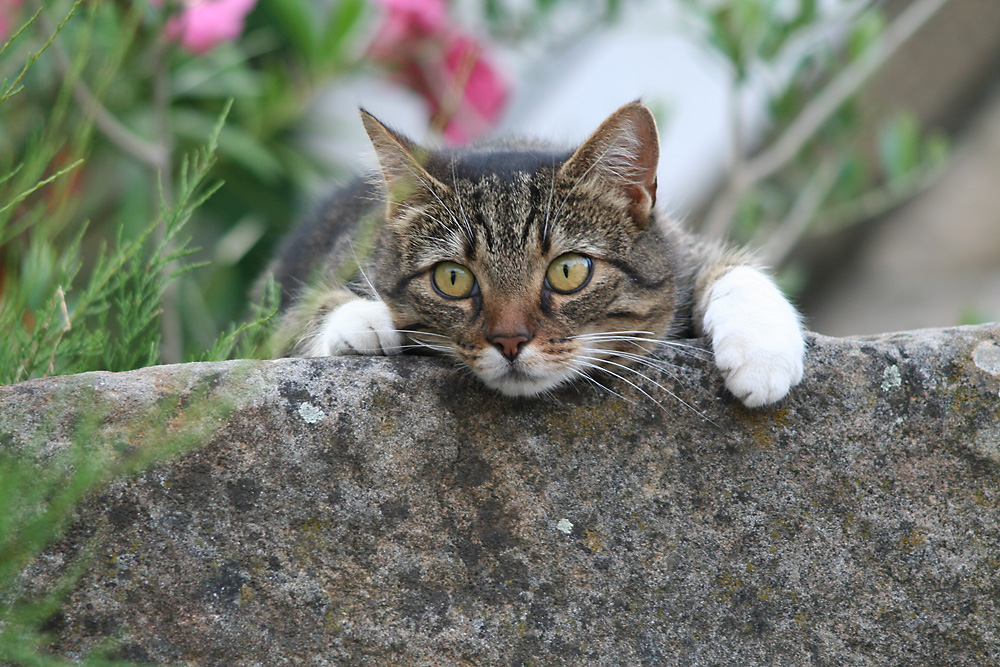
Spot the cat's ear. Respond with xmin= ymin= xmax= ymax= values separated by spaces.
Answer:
xmin=559 ymin=101 xmax=659 ymax=223
xmin=360 ymin=109 xmax=447 ymax=212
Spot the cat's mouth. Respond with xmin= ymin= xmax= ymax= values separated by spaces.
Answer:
xmin=475 ymin=349 xmax=578 ymax=397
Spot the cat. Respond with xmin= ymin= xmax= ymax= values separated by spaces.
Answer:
xmin=267 ymin=102 xmax=804 ymax=408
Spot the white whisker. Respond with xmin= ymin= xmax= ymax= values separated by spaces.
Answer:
xmin=395 ymin=329 xmax=450 ymax=340
xmin=572 ymin=358 xmax=673 ymax=414
xmin=569 ymin=335 xmax=657 ymax=345
xmin=542 ymin=158 xmax=557 ymax=243
xmin=450 ymin=159 xmax=477 ymax=246
xmin=346 ymin=242 xmax=378 ymax=299
xmin=580 ymin=346 xmax=683 ymax=382
xmin=562 ymin=360 xmax=636 ymax=407
xmin=569 ymin=330 xmax=658 ymax=340
xmin=409 ymin=339 xmax=458 ymax=357
xmin=575 ymin=354 xmax=717 ymax=426
xmin=394 ymin=161 xmax=469 ymax=248
xmin=362 ymin=196 xmax=467 ymax=253
xmin=659 ymin=339 xmax=712 ymax=361
xmin=411 ymin=343 xmax=453 ymax=354
xmin=398 ymin=233 xmax=455 ymax=245
xmin=395 ymin=343 xmax=445 ymax=353
xmin=361 ymin=195 xmax=452 ymax=233
xmin=569 ymin=330 xmax=712 ymax=362
xmin=549 ymin=138 xmax=629 ymax=231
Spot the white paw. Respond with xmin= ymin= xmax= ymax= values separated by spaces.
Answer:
xmin=309 ymin=300 xmax=404 ymax=356
xmin=703 ymin=267 xmax=805 ymax=408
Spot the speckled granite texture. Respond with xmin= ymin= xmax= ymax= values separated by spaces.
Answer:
xmin=2 ymin=325 xmax=999 ymax=666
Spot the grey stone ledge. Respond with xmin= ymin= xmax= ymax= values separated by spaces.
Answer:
xmin=2 ymin=325 xmax=999 ymax=666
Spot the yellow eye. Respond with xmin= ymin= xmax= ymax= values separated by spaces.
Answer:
xmin=432 ymin=262 xmax=477 ymax=299
xmin=546 ymin=253 xmax=593 ymax=294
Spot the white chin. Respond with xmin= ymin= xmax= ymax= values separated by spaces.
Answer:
xmin=486 ymin=375 xmax=556 ymax=397
xmin=474 ymin=348 xmax=578 ymax=397
xmin=479 ymin=366 xmax=577 ymax=397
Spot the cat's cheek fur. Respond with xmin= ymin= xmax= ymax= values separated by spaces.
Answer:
xmin=307 ymin=299 xmax=404 ymax=356
xmin=703 ymin=266 xmax=805 ymax=408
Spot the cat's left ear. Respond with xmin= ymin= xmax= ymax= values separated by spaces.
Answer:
xmin=559 ymin=101 xmax=659 ymax=224
xmin=360 ymin=109 xmax=448 ymax=215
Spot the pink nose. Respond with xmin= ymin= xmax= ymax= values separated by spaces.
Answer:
xmin=489 ymin=334 xmax=531 ymax=362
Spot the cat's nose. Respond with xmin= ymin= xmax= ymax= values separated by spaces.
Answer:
xmin=489 ymin=333 xmax=532 ymax=362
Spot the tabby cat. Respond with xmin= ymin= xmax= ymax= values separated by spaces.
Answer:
xmin=268 ymin=102 xmax=804 ymax=408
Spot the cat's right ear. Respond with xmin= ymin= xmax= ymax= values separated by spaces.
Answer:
xmin=360 ymin=110 xmax=445 ymax=214
xmin=559 ymin=101 xmax=659 ymax=224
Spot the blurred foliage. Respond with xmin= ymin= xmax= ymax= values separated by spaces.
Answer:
xmin=0 ymin=0 xmax=373 ymax=375
xmin=0 ymin=0 xmax=650 ymax=381
xmin=467 ymin=0 xmax=627 ymax=44
xmin=698 ymin=0 xmax=819 ymax=80
xmin=682 ymin=0 xmax=949 ymax=270
xmin=0 ymin=3 xmax=239 ymax=383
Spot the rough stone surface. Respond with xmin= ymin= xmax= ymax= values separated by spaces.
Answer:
xmin=2 ymin=325 xmax=999 ymax=666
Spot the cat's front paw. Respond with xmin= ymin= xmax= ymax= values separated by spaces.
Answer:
xmin=713 ymin=330 xmax=804 ymax=408
xmin=311 ymin=299 xmax=403 ymax=356
xmin=704 ymin=267 xmax=805 ymax=408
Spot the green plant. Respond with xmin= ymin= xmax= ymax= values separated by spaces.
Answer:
xmin=0 ymin=66 xmax=237 ymax=384
xmin=0 ymin=0 xmax=366 ymax=377
xmin=685 ymin=0 xmax=950 ymax=272
xmin=0 ymin=1 xmax=286 ymax=383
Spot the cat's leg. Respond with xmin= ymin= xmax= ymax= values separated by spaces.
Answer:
xmin=310 ymin=298 xmax=404 ymax=356
xmin=697 ymin=265 xmax=805 ymax=407
xmin=278 ymin=286 xmax=404 ymax=357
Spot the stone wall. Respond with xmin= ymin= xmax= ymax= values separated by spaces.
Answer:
xmin=2 ymin=325 xmax=999 ymax=665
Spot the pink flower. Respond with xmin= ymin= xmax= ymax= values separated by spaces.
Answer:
xmin=437 ymin=35 xmax=508 ymax=144
xmin=369 ymin=0 xmax=446 ymax=49
xmin=0 ymin=0 xmax=25 ymax=44
xmin=165 ymin=0 xmax=258 ymax=54
xmin=368 ymin=0 xmax=509 ymax=144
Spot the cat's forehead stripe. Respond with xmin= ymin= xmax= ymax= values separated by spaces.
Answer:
xmin=445 ymin=176 xmax=540 ymax=258
xmin=437 ymin=148 xmax=570 ymax=183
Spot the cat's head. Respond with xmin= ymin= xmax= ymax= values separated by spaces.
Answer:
xmin=365 ymin=102 xmax=679 ymax=397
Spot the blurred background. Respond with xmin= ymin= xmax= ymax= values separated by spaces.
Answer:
xmin=1 ymin=0 xmax=998 ymax=381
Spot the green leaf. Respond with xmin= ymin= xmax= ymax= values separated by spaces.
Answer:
xmin=171 ymin=47 xmax=265 ymax=100
xmin=0 ymin=158 xmax=84 ymax=219
xmin=847 ymin=10 xmax=885 ymax=61
xmin=260 ymin=0 xmax=318 ymax=59
xmin=200 ymin=273 xmax=279 ymax=361
xmin=171 ymin=108 xmax=284 ymax=183
xmin=840 ymin=153 xmax=869 ymax=200
xmin=706 ymin=6 xmax=745 ymax=76
xmin=791 ymin=0 xmax=818 ymax=30
xmin=924 ymin=131 xmax=949 ymax=167
xmin=878 ymin=112 xmax=922 ymax=181
xmin=319 ymin=0 xmax=367 ymax=66
xmin=486 ymin=0 xmax=504 ymax=23
xmin=759 ymin=0 xmax=819 ymax=62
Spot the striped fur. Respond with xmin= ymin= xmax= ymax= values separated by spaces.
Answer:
xmin=267 ymin=102 xmax=804 ymax=406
